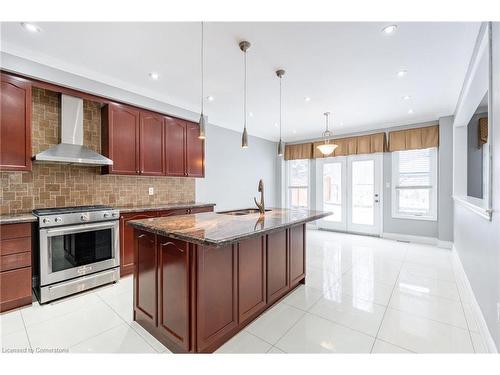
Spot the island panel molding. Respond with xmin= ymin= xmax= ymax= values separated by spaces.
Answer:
xmin=130 ymin=208 xmax=329 ymax=353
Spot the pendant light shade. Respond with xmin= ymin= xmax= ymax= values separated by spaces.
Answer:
xmin=316 ymin=112 xmax=338 ymax=156
xmin=276 ymin=69 xmax=285 ymax=157
xmin=198 ymin=22 xmax=206 ymax=140
xmin=240 ymin=40 xmax=251 ymax=149
xmin=198 ymin=113 xmax=206 ymax=140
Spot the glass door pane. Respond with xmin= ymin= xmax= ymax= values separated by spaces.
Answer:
xmin=351 ymin=160 xmax=374 ymax=225
xmin=323 ymin=162 xmax=342 ymax=222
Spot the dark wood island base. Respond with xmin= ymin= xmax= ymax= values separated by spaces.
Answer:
xmin=132 ymin=224 xmax=306 ymax=353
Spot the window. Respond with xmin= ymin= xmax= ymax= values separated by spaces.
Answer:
xmin=287 ymin=159 xmax=309 ymax=208
xmin=392 ymin=148 xmax=437 ymax=220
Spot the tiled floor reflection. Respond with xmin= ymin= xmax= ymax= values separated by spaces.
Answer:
xmin=0 ymin=229 xmax=488 ymax=353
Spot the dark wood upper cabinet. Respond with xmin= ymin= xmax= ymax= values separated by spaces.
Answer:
xmin=185 ymin=121 xmax=205 ymax=177
xmin=157 ymin=237 xmax=190 ymax=351
xmin=164 ymin=116 xmax=186 ymax=176
xmin=102 ymin=103 xmax=140 ymax=175
xmin=139 ymin=111 xmax=165 ymax=176
xmin=0 ymin=73 xmax=32 ymax=171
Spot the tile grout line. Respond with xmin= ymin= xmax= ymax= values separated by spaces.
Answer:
xmin=369 ymin=247 xmax=408 ymax=353
xmin=19 ymin=309 xmax=33 ymax=353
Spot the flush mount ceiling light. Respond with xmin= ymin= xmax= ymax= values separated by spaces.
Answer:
xmin=304 ymin=96 xmax=311 ymax=102
xmin=206 ymin=95 xmax=215 ymax=102
xmin=148 ymin=72 xmax=159 ymax=80
xmin=276 ymin=69 xmax=285 ymax=157
xmin=397 ymin=70 xmax=408 ymax=78
xmin=21 ymin=22 xmax=41 ymax=33
xmin=198 ymin=22 xmax=207 ymax=140
xmin=239 ymin=40 xmax=251 ymax=148
xmin=316 ymin=112 xmax=338 ymax=156
xmin=382 ymin=24 xmax=398 ymax=35
xmin=408 ymin=109 xmax=414 ymax=114
xmin=402 ymin=95 xmax=411 ymax=100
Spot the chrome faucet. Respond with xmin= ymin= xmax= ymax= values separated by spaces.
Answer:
xmin=254 ymin=179 xmax=265 ymax=215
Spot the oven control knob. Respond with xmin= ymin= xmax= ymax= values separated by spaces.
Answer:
xmin=42 ymin=218 xmax=51 ymax=224
xmin=111 ymin=212 xmax=118 ymax=217
xmin=103 ymin=213 xmax=110 ymax=218
xmin=54 ymin=217 xmax=62 ymax=223
xmin=80 ymin=214 xmax=89 ymax=222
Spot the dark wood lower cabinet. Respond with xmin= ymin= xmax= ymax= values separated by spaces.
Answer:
xmin=133 ymin=225 xmax=306 ymax=353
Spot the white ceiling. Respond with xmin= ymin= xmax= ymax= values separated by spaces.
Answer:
xmin=0 ymin=22 xmax=480 ymax=142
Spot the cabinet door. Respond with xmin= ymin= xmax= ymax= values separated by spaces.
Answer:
xmin=157 ymin=237 xmax=190 ymax=351
xmin=134 ymin=230 xmax=157 ymax=327
xmin=139 ymin=111 xmax=165 ymax=176
xmin=185 ymin=121 xmax=205 ymax=177
xmin=164 ymin=116 xmax=186 ymax=176
xmin=120 ymin=211 xmax=158 ymax=276
xmin=266 ymin=230 xmax=289 ymax=304
xmin=237 ymin=237 xmax=266 ymax=323
xmin=196 ymin=244 xmax=237 ymax=352
xmin=102 ymin=103 xmax=139 ymax=175
xmin=289 ymin=224 xmax=306 ymax=286
xmin=0 ymin=73 xmax=32 ymax=171
xmin=158 ymin=209 xmax=190 ymax=217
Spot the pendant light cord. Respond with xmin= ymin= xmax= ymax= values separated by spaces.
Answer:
xmin=200 ymin=22 xmax=204 ymax=114
xmin=279 ymin=76 xmax=282 ymax=140
xmin=244 ymin=49 xmax=247 ymax=130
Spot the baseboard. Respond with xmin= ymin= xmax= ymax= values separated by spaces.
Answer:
xmin=381 ymin=232 xmax=452 ymax=248
xmin=451 ymin=245 xmax=498 ymax=353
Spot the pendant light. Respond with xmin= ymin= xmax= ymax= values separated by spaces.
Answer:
xmin=276 ymin=69 xmax=285 ymax=156
xmin=239 ymin=40 xmax=251 ymax=148
xmin=198 ymin=22 xmax=206 ymax=139
xmin=316 ymin=112 xmax=337 ymax=156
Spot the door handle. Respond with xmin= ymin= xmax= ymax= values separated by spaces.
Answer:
xmin=160 ymin=242 xmax=184 ymax=253
xmin=137 ymin=234 xmax=146 ymax=239
xmin=374 ymin=199 xmax=380 ymax=203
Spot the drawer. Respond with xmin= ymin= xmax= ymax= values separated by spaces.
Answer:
xmin=0 ymin=267 xmax=32 ymax=312
xmin=0 ymin=236 xmax=32 ymax=256
xmin=0 ymin=252 xmax=31 ymax=272
xmin=0 ymin=223 xmax=31 ymax=240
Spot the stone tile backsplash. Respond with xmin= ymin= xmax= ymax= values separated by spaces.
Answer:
xmin=0 ymin=87 xmax=195 ymax=215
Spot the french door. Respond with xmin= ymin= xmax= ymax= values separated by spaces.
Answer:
xmin=316 ymin=153 xmax=383 ymax=235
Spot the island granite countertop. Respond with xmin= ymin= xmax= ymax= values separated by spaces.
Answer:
xmin=128 ymin=208 xmax=331 ymax=247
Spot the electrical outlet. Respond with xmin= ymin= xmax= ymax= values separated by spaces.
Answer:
xmin=148 ymin=187 xmax=154 ymax=196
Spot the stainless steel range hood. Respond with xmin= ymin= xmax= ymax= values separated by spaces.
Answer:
xmin=33 ymin=94 xmax=113 ymax=166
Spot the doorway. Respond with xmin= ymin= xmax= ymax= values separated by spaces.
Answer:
xmin=316 ymin=153 xmax=383 ymax=235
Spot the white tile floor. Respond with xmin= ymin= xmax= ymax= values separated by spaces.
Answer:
xmin=0 ymin=229 xmax=488 ymax=354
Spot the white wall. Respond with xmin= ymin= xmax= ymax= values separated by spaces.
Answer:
xmin=196 ymin=123 xmax=279 ymax=211
xmin=453 ymin=22 xmax=500 ymax=349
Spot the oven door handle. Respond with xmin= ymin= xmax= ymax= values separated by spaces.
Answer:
xmin=43 ymin=221 xmax=118 ymax=237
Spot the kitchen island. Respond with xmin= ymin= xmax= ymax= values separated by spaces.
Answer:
xmin=128 ymin=208 xmax=330 ymax=353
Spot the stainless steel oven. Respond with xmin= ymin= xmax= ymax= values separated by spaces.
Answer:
xmin=33 ymin=205 xmax=120 ymax=303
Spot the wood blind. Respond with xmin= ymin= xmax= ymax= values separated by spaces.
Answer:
xmin=479 ymin=117 xmax=488 ymax=146
xmin=388 ymin=125 xmax=439 ymax=152
xmin=284 ymin=142 xmax=313 ymax=161
xmin=313 ymin=132 xmax=386 ymax=158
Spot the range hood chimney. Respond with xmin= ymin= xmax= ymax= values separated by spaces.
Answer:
xmin=33 ymin=94 xmax=113 ymax=166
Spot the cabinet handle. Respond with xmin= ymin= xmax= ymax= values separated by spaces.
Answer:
xmin=160 ymin=242 xmax=184 ymax=253
xmin=137 ymin=234 xmax=146 ymax=239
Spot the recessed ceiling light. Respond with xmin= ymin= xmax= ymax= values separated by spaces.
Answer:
xmin=21 ymin=22 xmax=41 ymax=33
xmin=274 ymin=123 xmax=278 ymax=128
xmin=340 ymin=121 xmax=344 ymax=126
xmin=402 ymin=95 xmax=411 ymax=100
xmin=292 ymin=129 xmax=297 ymax=134
xmin=149 ymin=72 xmax=159 ymax=80
xmin=408 ymin=109 xmax=414 ymax=114
xmin=397 ymin=70 xmax=408 ymax=78
xmin=206 ymin=95 xmax=215 ymax=102
xmin=249 ymin=112 xmax=254 ymax=117
xmin=382 ymin=25 xmax=398 ymax=35
xmin=304 ymin=97 xmax=311 ymax=102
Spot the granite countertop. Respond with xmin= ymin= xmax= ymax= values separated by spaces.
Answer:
xmin=0 ymin=213 xmax=37 ymax=225
xmin=0 ymin=202 xmax=216 ymax=224
xmin=128 ymin=208 xmax=331 ymax=247
xmin=115 ymin=202 xmax=216 ymax=213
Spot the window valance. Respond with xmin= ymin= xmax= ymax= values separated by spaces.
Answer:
xmin=388 ymin=125 xmax=439 ymax=152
